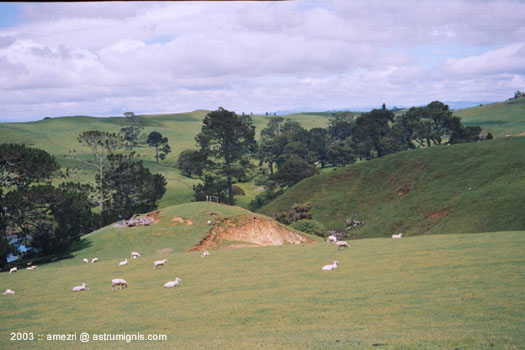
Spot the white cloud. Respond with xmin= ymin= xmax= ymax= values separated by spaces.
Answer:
xmin=0 ymin=0 xmax=524 ymax=121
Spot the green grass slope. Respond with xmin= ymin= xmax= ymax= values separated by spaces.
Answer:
xmin=260 ymin=137 xmax=525 ymax=237
xmin=1 ymin=231 xmax=523 ymax=349
xmin=454 ymin=97 xmax=525 ymax=137
xmin=53 ymin=202 xmax=313 ymax=268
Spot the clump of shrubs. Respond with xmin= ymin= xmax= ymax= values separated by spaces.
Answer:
xmin=232 ymin=185 xmax=245 ymax=196
xmin=273 ymin=202 xmax=312 ymax=225
xmin=290 ymin=219 xmax=325 ymax=237
xmin=248 ymin=189 xmax=281 ymax=211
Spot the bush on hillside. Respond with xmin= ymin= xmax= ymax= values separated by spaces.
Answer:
xmin=232 ymin=185 xmax=245 ymax=196
xmin=290 ymin=219 xmax=325 ymax=237
xmin=248 ymin=189 xmax=281 ymax=211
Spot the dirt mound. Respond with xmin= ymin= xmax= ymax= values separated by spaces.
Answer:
xmin=425 ymin=208 xmax=452 ymax=219
xmin=192 ymin=215 xmax=315 ymax=251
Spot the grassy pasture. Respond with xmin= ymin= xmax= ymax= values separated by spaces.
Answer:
xmin=1 ymin=229 xmax=523 ymax=349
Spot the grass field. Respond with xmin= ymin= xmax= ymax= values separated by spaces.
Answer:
xmin=1 ymin=220 xmax=523 ymax=349
xmin=259 ymin=137 xmax=525 ymax=237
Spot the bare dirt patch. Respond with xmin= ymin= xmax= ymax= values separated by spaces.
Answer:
xmin=172 ymin=217 xmax=193 ymax=225
xmin=397 ymin=187 xmax=411 ymax=195
xmin=206 ymin=211 xmax=218 ymax=216
xmin=191 ymin=215 xmax=315 ymax=251
xmin=425 ymin=208 xmax=452 ymax=220
xmin=156 ymin=248 xmax=173 ymax=255
xmin=146 ymin=211 xmax=162 ymax=224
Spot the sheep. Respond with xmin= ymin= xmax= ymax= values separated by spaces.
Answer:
xmin=392 ymin=233 xmax=403 ymax=238
xmin=131 ymin=252 xmax=141 ymax=259
xmin=202 ymin=250 xmax=210 ymax=257
xmin=153 ymin=259 xmax=168 ymax=269
xmin=322 ymin=261 xmax=339 ymax=271
xmin=9 ymin=267 xmax=17 ymax=274
xmin=112 ymin=278 xmax=128 ymax=290
xmin=83 ymin=258 xmax=89 ymax=264
xmin=336 ymin=241 xmax=350 ymax=249
xmin=2 ymin=289 xmax=15 ymax=295
xmin=207 ymin=220 xmax=212 ymax=225
xmin=119 ymin=259 xmax=128 ymax=266
xmin=26 ymin=265 xmax=37 ymax=270
xmin=91 ymin=257 xmax=98 ymax=263
xmin=164 ymin=278 xmax=181 ymax=288
xmin=72 ymin=283 xmax=87 ymax=292
xmin=326 ymin=235 xmax=338 ymax=244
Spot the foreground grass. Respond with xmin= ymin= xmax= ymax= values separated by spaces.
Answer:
xmin=1 ymin=231 xmax=523 ymax=349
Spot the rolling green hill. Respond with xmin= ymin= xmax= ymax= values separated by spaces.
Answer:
xmin=259 ymin=137 xmax=525 ymax=237
xmin=454 ymin=97 xmax=525 ymax=137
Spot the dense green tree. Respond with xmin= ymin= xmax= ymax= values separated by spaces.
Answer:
xmin=260 ymin=116 xmax=285 ymax=140
xmin=147 ymin=131 xmax=171 ymax=163
xmin=327 ymin=112 xmax=355 ymax=141
xmin=274 ymin=154 xmax=315 ymax=188
xmin=177 ymin=150 xmax=207 ymax=178
xmin=0 ymin=144 xmax=61 ymax=269
xmin=448 ymin=125 xmax=482 ymax=144
xmin=352 ymin=108 xmax=399 ymax=158
xmin=195 ymin=107 xmax=256 ymax=205
xmin=308 ymin=128 xmax=329 ymax=167
xmin=326 ymin=140 xmax=356 ymax=167
xmin=103 ymin=158 xmax=166 ymax=222
xmin=424 ymin=101 xmax=455 ymax=145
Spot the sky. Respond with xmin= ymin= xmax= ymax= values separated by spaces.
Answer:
xmin=0 ymin=0 xmax=524 ymax=122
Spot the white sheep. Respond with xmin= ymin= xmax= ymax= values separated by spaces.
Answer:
xmin=26 ymin=265 xmax=37 ymax=270
xmin=336 ymin=241 xmax=349 ymax=249
xmin=83 ymin=258 xmax=89 ymax=264
xmin=207 ymin=220 xmax=212 ymax=225
xmin=326 ymin=235 xmax=338 ymax=244
xmin=392 ymin=233 xmax=403 ymax=238
xmin=72 ymin=283 xmax=87 ymax=292
xmin=119 ymin=259 xmax=128 ymax=266
xmin=9 ymin=267 xmax=17 ymax=274
xmin=322 ymin=260 xmax=339 ymax=271
xmin=91 ymin=257 xmax=98 ymax=263
xmin=131 ymin=252 xmax=141 ymax=259
xmin=112 ymin=278 xmax=128 ymax=290
xmin=2 ymin=289 xmax=15 ymax=295
xmin=164 ymin=278 xmax=181 ymax=288
xmin=202 ymin=250 xmax=210 ymax=257
xmin=153 ymin=259 xmax=168 ymax=269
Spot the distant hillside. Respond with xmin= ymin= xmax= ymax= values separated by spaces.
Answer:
xmin=454 ymin=97 xmax=525 ymax=137
xmin=259 ymin=137 xmax=525 ymax=237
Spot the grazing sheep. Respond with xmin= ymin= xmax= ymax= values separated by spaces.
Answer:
xmin=83 ymin=258 xmax=89 ymax=264
xmin=2 ymin=289 xmax=15 ymax=295
xmin=112 ymin=278 xmax=128 ymax=290
xmin=153 ymin=259 xmax=168 ymax=269
xmin=202 ymin=250 xmax=210 ymax=257
xmin=326 ymin=235 xmax=338 ymax=244
xmin=26 ymin=266 xmax=37 ymax=270
xmin=119 ymin=259 xmax=128 ymax=266
xmin=72 ymin=283 xmax=87 ymax=292
xmin=207 ymin=220 xmax=212 ymax=225
xmin=164 ymin=278 xmax=181 ymax=288
xmin=392 ymin=233 xmax=403 ymax=239
xmin=91 ymin=257 xmax=98 ymax=263
xmin=322 ymin=261 xmax=339 ymax=271
xmin=131 ymin=252 xmax=141 ymax=259
xmin=336 ymin=241 xmax=349 ymax=249
xmin=9 ymin=267 xmax=17 ymax=274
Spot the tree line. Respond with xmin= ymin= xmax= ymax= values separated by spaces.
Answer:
xmin=177 ymin=102 xmax=486 ymax=209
